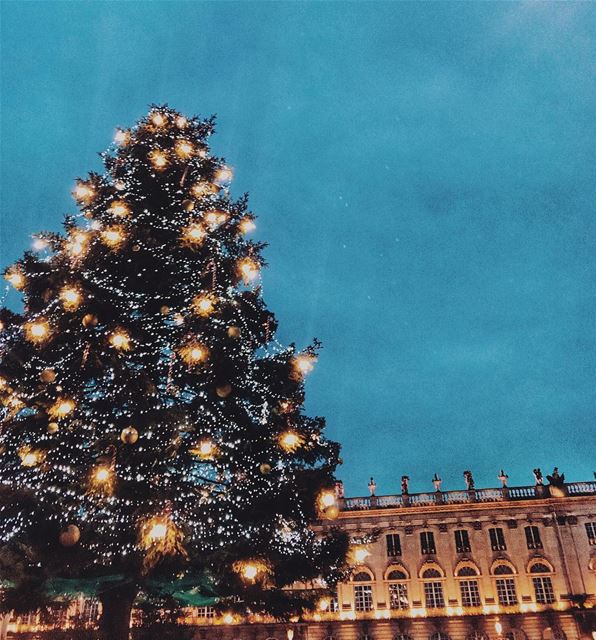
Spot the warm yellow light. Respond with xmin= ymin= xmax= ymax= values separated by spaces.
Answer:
xmin=108 ymin=200 xmax=130 ymax=217
xmin=94 ymin=466 xmax=111 ymax=482
xmin=150 ymin=112 xmax=166 ymax=127
xmin=279 ymin=431 xmax=303 ymax=452
xmin=222 ymin=613 xmax=234 ymax=625
xmin=214 ymin=166 xmax=233 ymax=184
xmin=242 ymin=564 xmax=258 ymax=581
xmin=109 ymin=329 xmax=131 ymax=351
xmin=5 ymin=268 xmax=25 ymax=290
xmin=190 ymin=439 xmax=217 ymax=460
xmin=175 ymin=139 xmax=194 ymax=159
xmin=495 ymin=622 xmax=503 ymax=635
xmin=149 ymin=149 xmax=169 ymax=170
xmin=292 ymin=354 xmax=316 ymax=379
xmin=20 ymin=451 xmax=40 ymax=467
xmin=179 ymin=340 xmax=209 ymax=366
xmin=147 ymin=522 xmax=168 ymax=541
xmin=32 ymin=237 xmax=49 ymax=251
xmin=191 ymin=182 xmax=219 ymax=198
xmin=318 ymin=598 xmax=330 ymax=611
xmin=353 ymin=547 xmax=370 ymax=563
xmin=67 ymin=231 xmax=89 ymax=257
xmin=181 ymin=222 xmax=206 ymax=247
xmin=60 ymin=286 xmax=82 ymax=310
xmin=101 ymin=226 xmax=126 ymax=249
xmin=49 ymin=397 xmax=75 ymax=419
xmin=204 ymin=209 xmax=228 ymax=228
xmin=73 ymin=182 xmax=95 ymax=202
xmin=191 ymin=293 xmax=216 ymax=317
xmin=320 ymin=491 xmax=336 ymax=508
xmin=175 ymin=115 xmax=188 ymax=128
xmin=238 ymin=258 xmax=260 ymax=283
xmin=238 ymin=217 xmax=256 ymax=234
xmin=114 ymin=129 xmax=130 ymax=145
xmin=24 ymin=319 xmax=50 ymax=344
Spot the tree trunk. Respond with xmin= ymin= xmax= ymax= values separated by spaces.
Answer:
xmin=99 ymin=584 xmax=138 ymax=640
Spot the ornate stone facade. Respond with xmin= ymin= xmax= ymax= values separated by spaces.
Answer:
xmin=3 ymin=479 xmax=596 ymax=639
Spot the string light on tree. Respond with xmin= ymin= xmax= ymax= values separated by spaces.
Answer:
xmin=149 ymin=149 xmax=169 ymax=170
xmin=191 ymin=293 xmax=217 ymax=317
xmin=114 ymin=129 xmax=130 ymax=146
xmin=59 ymin=285 xmax=83 ymax=311
xmin=24 ymin=319 xmax=51 ymax=344
xmin=4 ymin=267 xmax=25 ymax=290
xmin=174 ymin=139 xmax=194 ymax=159
xmin=238 ymin=217 xmax=256 ymax=235
xmin=179 ymin=340 xmax=209 ymax=366
xmin=48 ymin=397 xmax=75 ymax=420
xmin=109 ymin=329 xmax=131 ymax=351
xmin=291 ymin=353 xmax=316 ymax=379
xmin=108 ymin=200 xmax=130 ymax=218
xmin=0 ymin=106 xmax=348 ymax=638
xmin=73 ymin=181 xmax=95 ymax=203
xmin=100 ymin=225 xmax=126 ymax=249
xmin=279 ymin=431 xmax=303 ymax=453
xmin=238 ymin=257 xmax=260 ymax=283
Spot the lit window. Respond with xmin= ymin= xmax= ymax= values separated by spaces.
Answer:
xmin=532 ymin=576 xmax=555 ymax=604
xmin=459 ymin=580 xmax=481 ymax=607
xmin=388 ymin=582 xmax=409 ymax=610
xmin=495 ymin=578 xmax=517 ymax=606
xmin=525 ymin=526 xmax=543 ymax=550
xmin=424 ymin=581 xmax=445 ymax=609
xmin=354 ymin=584 xmax=374 ymax=611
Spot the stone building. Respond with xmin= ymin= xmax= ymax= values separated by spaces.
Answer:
xmin=3 ymin=474 xmax=596 ymax=639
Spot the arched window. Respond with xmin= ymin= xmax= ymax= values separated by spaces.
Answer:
xmin=430 ymin=633 xmax=451 ymax=640
xmin=422 ymin=568 xmax=443 ymax=579
xmin=493 ymin=564 xmax=514 ymax=575
xmin=493 ymin=565 xmax=517 ymax=606
xmin=504 ymin=631 xmax=527 ymax=640
xmin=457 ymin=566 xmax=479 ymax=577
xmin=353 ymin=571 xmax=373 ymax=582
xmin=395 ymin=635 xmax=413 ymax=640
xmin=532 ymin=573 xmax=556 ymax=604
xmin=353 ymin=572 xmax=373 ymax=611
xmin=387 ymin=569 xmax=408 ymax=581
xmin=387 ymin=568 xmax=409 ymax=610
xmin=543 ymin=628 xmax=566 ymax=640
xmin=466 ymin=632 xmax=489 ymax=640
xmin=529 ymin=562 xmax=551 ymax=574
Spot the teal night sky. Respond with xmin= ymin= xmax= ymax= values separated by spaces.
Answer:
xmin=1 ymin=2 xmax=594 ymax=496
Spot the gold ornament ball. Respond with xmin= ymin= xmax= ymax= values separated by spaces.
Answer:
xmin=227 ymin=326 xmax=241 ymax=339
xmin=47 ymin=422 xmax=59 ymax=434
xmin=182 ymin=199 xmax=195 ymax=212
xmin=120 ymin=426 xmax=139 ymax=444
xmin=82 ymin=313 xmax=98 ymax=328
xmin=160 ymin=305 xmax=170 ymax=315
xmin=216 ymin=384 xmax=232 ymax=398
xmin=259 ymin=463 xmax=272 ymax=475
xmin=59 ymin=524 xmax=81 ymax=547
xmin=40 ymin=368 xmax=56 ymax=383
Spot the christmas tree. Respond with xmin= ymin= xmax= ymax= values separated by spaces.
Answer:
xmin=0 ymin=106 xmax=348 ymax=639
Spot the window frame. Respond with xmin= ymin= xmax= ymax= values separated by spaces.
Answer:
xmin=420 ymin=530 xmax=436 ymax=555
xmin=489 ymin=527 xmax=507 ymax=551
xmin=525 ymin=525 xmax=543 ymax=550
xmin=459 ymin=579 xmax=482 ymax=607
xmin=495 ymin=577 xmax=518 ymax=606
xmin=386 ymin=533 xmax=402 ymax=557
xmin=455 ymin=529 xmax=471 ymax=553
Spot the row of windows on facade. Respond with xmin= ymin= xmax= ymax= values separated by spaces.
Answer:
xmin=349 ymin=562 xmax=556 ymax=612
xmin=321 ymin=630 xmax=565 ymax=640
xmin=386 ymin=522 xmax=596 ymax=557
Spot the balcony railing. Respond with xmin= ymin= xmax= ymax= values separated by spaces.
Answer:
xmin=341 ymin=481 xmax=596 ymax=512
